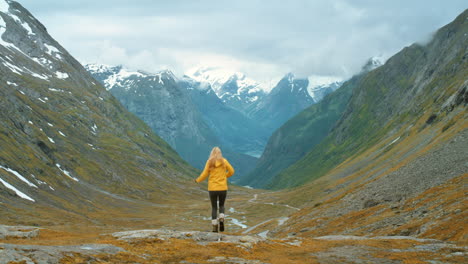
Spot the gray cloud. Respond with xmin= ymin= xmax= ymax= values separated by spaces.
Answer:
xmin=18 ymin=0 xmax=467 ymax=85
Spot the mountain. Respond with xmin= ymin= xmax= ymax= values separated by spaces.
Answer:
xmin=249 ymin=73 xmax=314 ymax=131
xmin=234 ymin=10 xmax=467 ymax=249
xmin=85 ymin=64 xmax=218 ymax=168
xmin=187 ymin=66 xmax=267 ymax=114
xmin=86 ymin=64 xmax=258 ymax=179
xmin=237 ymin=60 xmax=380 ymax=187
xmin=237 ymin=75 xmax=359 ymax=187
xmin=262 ymin=9 xmax=468 ymax=189
xmin=308 ymin=80 xmax=342 ymax=102
xmin=360 ymin=56 xmax=384 ymax=72
xmin=1 ymin=3 xmax=466 ymax=262
xmin=0 ymin=0 xmax=198 ymax=224
xmin=179 ymin=76 xmax=269 ymax=157
xmin=187 ymin=67 xmax=343 ymax=134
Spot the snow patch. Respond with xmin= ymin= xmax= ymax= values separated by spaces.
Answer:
xmin=44 ymin=43 xmax=60 ymax=56
xmin=7 ymin=81 xmax=18 ymax=86
xmin=387 ymin=136 xmax=401 ymax=147
xmin=0 ymin=15 xmax=32 ymax=58
xmin=0 ymin=165 xmax=37 ymax=188
xmin=258 ymin=231 xmax=269 ymax=238
xmin=2 ymin=60 xmax=24 ymax=74
xmin=47 ymin=137 xmax=55 ymax=143
xmin=277 ymin=217 xmax=289 ymax=226
xmin=0 ymin=0 xmax=10 ymax=13
xmin=31 ymin=72 xmax=49 ymax=80
xmin=47 ymin=122 xmax=53 ymax=127
xmin=230 ymin=217 xmax=248 ymax=229
xmin=9 ymin=13 xmax=34 ymax=36
xmin=91 ymin=124 xmax=98 ymax=134
xmin=32 ymin=57 xmax=53 ymax=67
xmin=48 ymin=88 xmax=64 ymax=92
xmin=56 ymin=164 xmax=79 ymax=182
xmin=59 ymin=131 xmax=66 ymax=137
xmin=0 ymin=177 xmax=35 ymax=202
xmin=157 ymin=75 xmax=164 ymax=85
xmin=55 ymin=71 xmax=68 ymax=79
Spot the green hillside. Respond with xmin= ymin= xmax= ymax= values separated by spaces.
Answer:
xmin=267 ymin=9 xmax=468 ymax=189
xmin=237 ymin=75 xmax=359 ymax=187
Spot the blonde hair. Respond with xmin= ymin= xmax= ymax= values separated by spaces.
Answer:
xmin=208 ymin=147 xmax=224 ymax=168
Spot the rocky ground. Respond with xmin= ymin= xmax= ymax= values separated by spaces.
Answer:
xmin=1 ymin=223 xmax=466 ymax=264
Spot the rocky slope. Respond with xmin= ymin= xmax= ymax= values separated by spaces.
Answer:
xmin=0 ymin=0 xmax=199 ymax=225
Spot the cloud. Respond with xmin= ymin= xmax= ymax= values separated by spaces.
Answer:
xmin=19 ymin=0 xmax=468 ymax=86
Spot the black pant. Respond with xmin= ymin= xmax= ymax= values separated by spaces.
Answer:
xmin=209 ymin=191 xmax=227 ymax=220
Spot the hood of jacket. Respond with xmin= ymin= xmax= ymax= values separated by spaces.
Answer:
xmin=215 ymin=159 xmax=224 ymax=167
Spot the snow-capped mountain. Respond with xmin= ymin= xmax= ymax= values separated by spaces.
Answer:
xmin=86 ymin=64 xmax=259 ymax=178
xmin=307 ymin=76 xmax=343 ymax=102
xmin=361 ymin=56 xmax=385 ymax=72
xmin=85 ymin=64 xmax=177 ymax=91
xmin=186 ymin=66 xmax=266 ymax=114
xmin=179 ymin=76 xmax=269 ymax=157
xmin=249 ymin=73 xmax=314 ymax=131
xmin=0 ymin=0 xmax=86 ymax=84
xmin=85 ymin=63 xmax=221 ymax=169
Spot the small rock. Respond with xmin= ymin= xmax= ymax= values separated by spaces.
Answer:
xmin=0 ymin=225 xmax=40 ymax=239
xmin=364 ymin=199 xmax=380 ymax=208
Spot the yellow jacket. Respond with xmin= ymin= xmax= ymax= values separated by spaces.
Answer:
xmin=196 ymin=158 xmax=235 ymax=191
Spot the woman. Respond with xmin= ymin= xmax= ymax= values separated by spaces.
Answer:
xmin=195 ymin=147 xmax=235 ymax=232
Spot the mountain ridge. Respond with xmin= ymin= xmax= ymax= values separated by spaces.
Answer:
xmin=0 ymin=0 xmax=199 ymax=225
xmin=266 ymin=9 xmax=467 ymax=189
xmin=85 ymin=63 xmax=260 ymax=179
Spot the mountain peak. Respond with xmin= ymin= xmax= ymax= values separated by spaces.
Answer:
xmin=361 ymin=56 xmax=385 ymax=72
xmin=273 ymin=73 xmax=309 ymax=95
xmin=285 ymin=72 xmax=295 ymax=81
xmin=185 ymin=66 xmax=266 ymax=111
xmin=85 ymin=63 xmax=122 ymax=74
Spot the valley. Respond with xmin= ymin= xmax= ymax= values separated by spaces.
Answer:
xmin=0 ymin=1 xmax=466 ymax=263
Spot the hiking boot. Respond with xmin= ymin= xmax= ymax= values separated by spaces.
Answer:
xmin=219 ymin=213 xmax=225 ymax=232
xmin=212 ymin=219 xmax=218 ymax=233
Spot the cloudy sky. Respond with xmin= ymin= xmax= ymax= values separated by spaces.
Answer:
xmin=19 ymin=0 xmax=467 ymax=89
